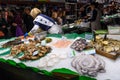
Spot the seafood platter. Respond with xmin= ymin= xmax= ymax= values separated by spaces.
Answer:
xmin=2 ymin=37 xmax=52 ymax=61
xmin=87 ymin=36 xmax=120 ymax=60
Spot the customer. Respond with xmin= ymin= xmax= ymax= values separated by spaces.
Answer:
xmin=0 ymin=12 xmax=8 ymax=38
xmin=24 ymin=8 xmax=62 ymax=37
xmin=23 ymin=7 xmax=34 ymax=32
xmin=51 ymin=11 xmax=59 ymax=24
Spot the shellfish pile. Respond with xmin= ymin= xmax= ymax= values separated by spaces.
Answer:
xmin=71 ymin=54 xmax=105 ymax=77
xmin=10 ymin=40 xmax=51 ymax=60
xmin=71 ymin=38 xmax=87 ymax=51
xmin=88 ymin=36 xmax=120 ymax=55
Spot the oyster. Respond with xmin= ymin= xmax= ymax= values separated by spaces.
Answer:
xmin=10 ymin=40 xmax=51 ymax=60
xmin=87 ymin=36 xmax=120 ymax=56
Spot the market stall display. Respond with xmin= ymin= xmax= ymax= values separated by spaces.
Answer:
xmin=0 ymin=33 xmax=120 ymax=80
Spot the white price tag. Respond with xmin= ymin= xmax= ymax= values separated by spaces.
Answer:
xmin=85 ymin=34 xmax=93 ymax=40
xmin=41 ymin=40 xmax=46 ymax=46
xmin=84 ymin=49 xmax=96 ymax=55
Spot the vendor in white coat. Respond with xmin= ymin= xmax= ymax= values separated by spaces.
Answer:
xmin=24 ymin=8 xmax=62 ymax=37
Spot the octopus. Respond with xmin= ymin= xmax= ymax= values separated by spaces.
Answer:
xmin=71 ymin=53 xmax=105 ymax=77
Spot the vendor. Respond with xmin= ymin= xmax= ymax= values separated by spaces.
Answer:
xmin=25 ymin=8 xmax=62 ymax=37
xmin=86 ymin=2 xmax=102 ymax=31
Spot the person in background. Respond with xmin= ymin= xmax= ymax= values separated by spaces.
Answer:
xmin=79 ymin=3 xmax=90 ymax=19
xmin=109 ymin=1 xmax=117 ymax=15
xmin=51 ymin=8 xmax=65 ymax=26
xmin=14 ymin=11 xmax=24 ymax=37
xmin=23 ymin=7 xmax=34 ymax=32
xmin=57 ymin=11 xmax=63 ymax=25
xmin=24 ymin=8 xmax=62 ymax=37
xmin=51 ymin=10 xmax=59 ymax=24
xmin=86 ymin=2 xmax=102 ymax=31
xmin=7 ymin=10 xmax=17 ymax=37
xmin=61 ymin=9 xmax=66 ymax=25
xmin=103 ymin=6 xmax=110 ymax=16
xmin=0 ymin=11 xmax=9 ymax=38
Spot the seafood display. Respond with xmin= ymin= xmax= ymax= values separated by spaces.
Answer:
xmin=70 ymin=38 xmax=87 ymax=51
xmin=10 ymin=40 xmax=51 ymax=60
xmin=87 ymin=36 xmax=120 ymax=56
xmin=71 ymin=53 xmax=105 ymax=77
xmin=2 ymin=38 xmax=24 ymax=48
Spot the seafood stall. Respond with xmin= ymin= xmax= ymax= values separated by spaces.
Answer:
xmin=62 ymin=19 xmax=91 ymax=34
xmin=101 ymin=13 xmax=120 ymax=29
xmin=0 ymin=33 xmax=120 ymax=80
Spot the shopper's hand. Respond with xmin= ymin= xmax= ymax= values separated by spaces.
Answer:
xmin=12 ymin=23 xmax=17 ymax=26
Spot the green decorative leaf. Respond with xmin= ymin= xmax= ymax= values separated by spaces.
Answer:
xmin=78 ymin=33 xmax=85 ymax=38
xmin=64 ymin=33 xmax=79 ymax=39
xmin=6 ymin=59 xmax=16 ymax=66
xmin=0 ymin=39 xmax=7 ymax=42
xmin=26 ymin=67 xmax=40 ymax=73
xmin=79 ymin=75 xmax=96 ymax=80
xmin=47 ymin=34 xmax=62 ymax=38
xmin=0 ymin=58 xmax=6 ymax=63
xmin=40 ymin=70 xmax=52 ymax=76
xmin=0 ymin=50 xmax=10 ymax=56
xmin=95 ymin=30 xmax=108 ymax=34
xmin=13 ymin=52 xmax=24 ymax=58
xmin=51 ymin=68 xmax=78 ymax=75
xmin=16 ymin=63 xmax=27 ymax=69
